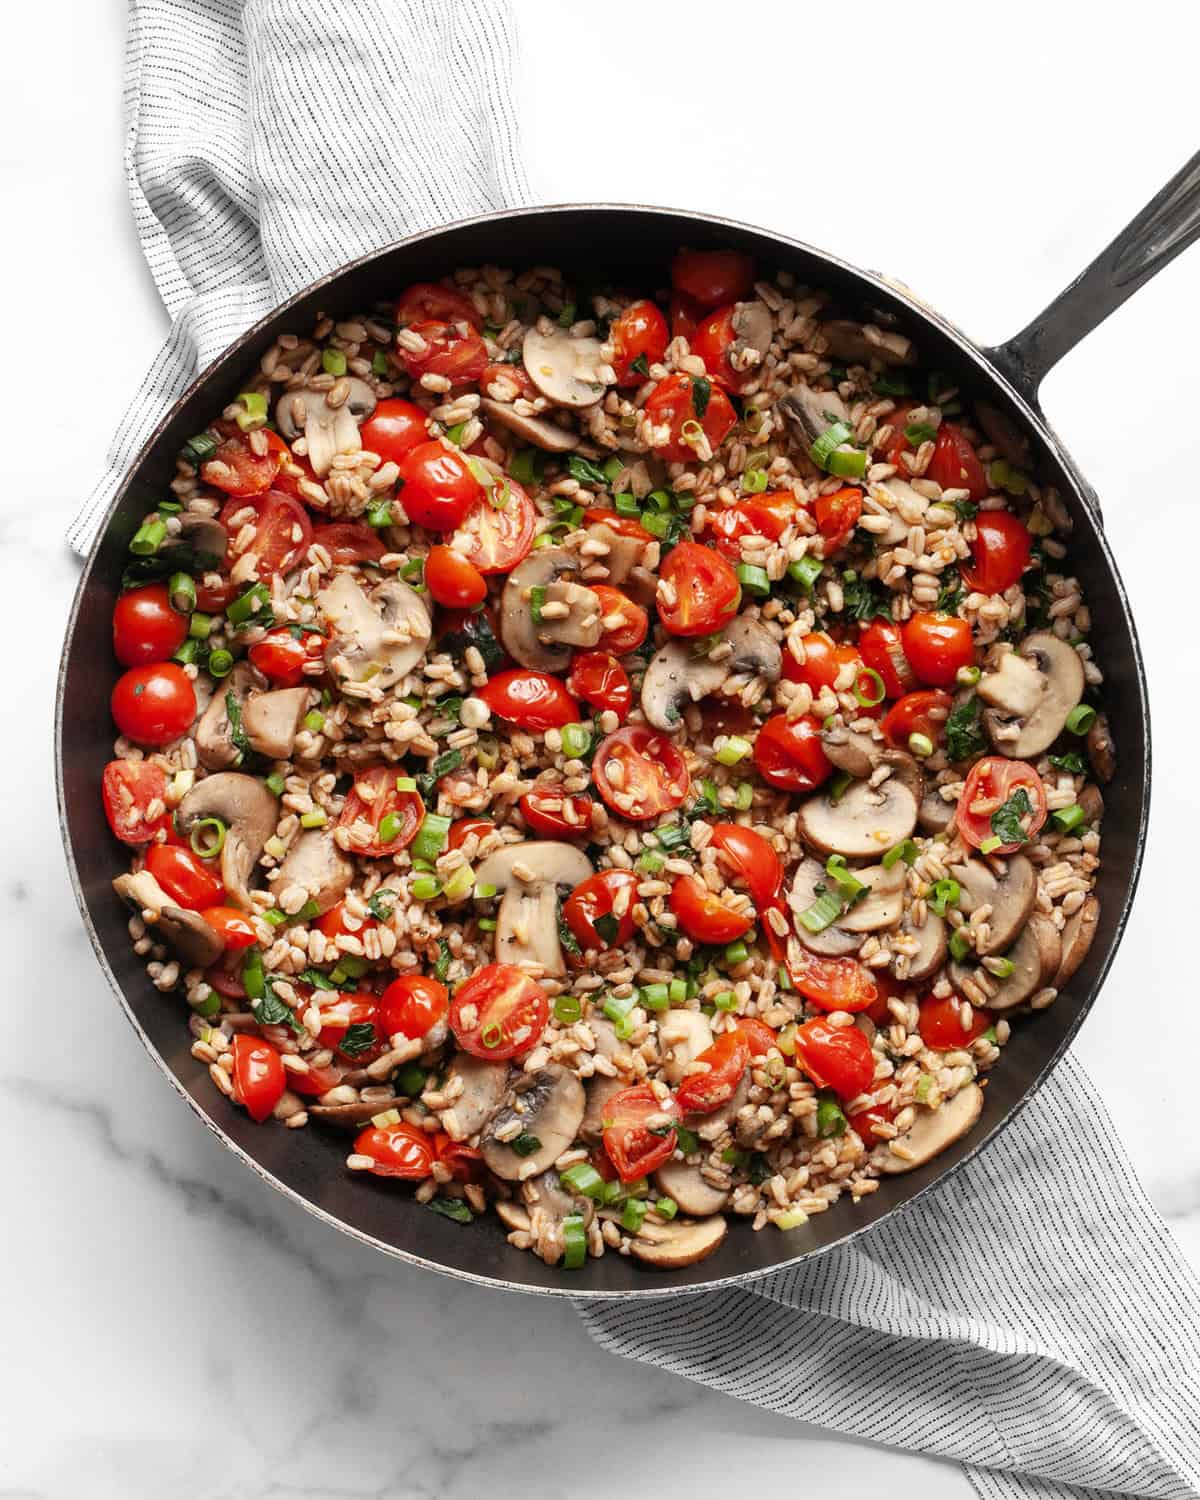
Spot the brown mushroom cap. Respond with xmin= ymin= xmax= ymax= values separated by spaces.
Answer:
xmin=893 ymin=908 xmax=947 ymax=983
xmin=641 ymin=617 xmax=781 ymax=732
xmin=950 ymin=914 xmax=1061 ymax=1010
xmin=820 ymin=726 xmax=881 ymax=779
xmin=275 ymin=830 xmax=353 ymax=917
xmin=788 ymin=857 xmax=859 ymax=957
xmin=478 ymin=398 xmax=577 ymax=451
xmin=918 ymin=786 xmax=956 ymax=834
xmin=974 ymin=400 xmax=1032 ymax=469
xmin=163 ymin=511 xmax=227 ymax=567
xmin=521 ymin=1170 xmax=595 ymax=1265
xmin=581 ymin=1073 xmax=628 ymax=1144
xmin=113 ymin=869 xmax=225 ymax=968
xmin=275 ymin=379 xmax=376 ymax=477
xmin=980 ymin=634 xmax=1085 ymax=760
xmin=309 ymin=1098 xmax=396 ymax=1130
xmin=881 ymin=1083 xmax=984 ymax=1173
xmin=949 ymin=854 xmax=1037 ymax=956
xmin=177 ymin=771 xmax=279 ymax=913
xmin=629 ymin=1214 xmax=727 ymax=1268
xmin=797 ymin=756 xmax=920 ymax=859
xmin=1055 ymin=894 xmax=1100 ymax=987
xmin=522 ymin=327 xmax=608 ymax=408
xmin=480 ymin=1065 xmax=586 ymax=1180
xmin=653 ymin=1160 xmax=730 ymax=1216
xmin=779 ymin=384 xmax=850 ymax=450
xmin=1087 ymin=714 xmax=1116 ymax=784
xmin=499 ymin=548 xmax=601 ymax=672
xmin=242 ymin=687 xmax=310 ymax=760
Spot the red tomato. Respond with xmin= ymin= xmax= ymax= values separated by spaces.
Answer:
xmin=111 ymin=663 xmax=196 ymax=748
xmin=288 ymin=1058 xmax=345 ymax=1098
xmin=643 ymin=372 xmax=737 ymax=462
xmin=787 ymin=950 xmax=880 ymax=1014
xmin=928 ymin=422 xmax=987 ymax=501
xmin=477 ymin=669 xmax=579 ymax=731
xmin=434 ymin=1133 xmax=484 ymax=1182
xmin=248 ymin=626 xmax=325 ymax=687
xmin=424 ymin=546 xmax=487 ymax=607
xmin=658 ymin=542 xmax=741 ymax=637
xmin=704 ymin=491 xmax=796 ymax=559
xmin=919 ymin=993 xmax=992 ymax=1050
xmin=814 ymin=486 xmax=863 ymax=554
xmin=480 ymin=362 xmax=538 ymax=401
xmin=396 ymin=281 xmax=482 ymax=331
xmin=601 ymin=1084 xmax=678 ymax=1182
xmin=400 ymin=320 xmax=488 ymax=384
xmin=336 ymin=765 xmax=424 ymax=856
xmin=593 ymin=726 xmax=690 ymax=821
xmin=232 ymin=1034 xmax=285 ymax=1123
xmin=849 ymin=1097 xmax=897 ymax=1146
xmin=957 ymin=758 xmax=1047 ymax=855
xmin=447 ymin=816 xmax=495 ymax=852
xmin=314 ymin=900 xmax=378 ymax=941
xmin=360 ymin=397 xmax=429 ymax=465
xmin=707 ymin=824 xmax=783 ymax=907
xmin=962 ymin=510 xmax=1032 ymax=596
xmin=379 ymin=975 xmax=449 ymax=1041
xmin=883 ymin=689 xmax=953 ymax=749
xmin=451 ymin=477 xmax=535 ymax=574
xmin=858 ymin=619 xmax=916 ymax=700
xmin=353 ymin=1122 xmax=436 ymax=1178
xmin=200 ymin=906 xmax=257 ymax=950
xmin=582 ymin=508 xmax=653 ymax=543
xmin=101 ymin=759 xmax=170 ymax=844
xmin=397 ymin=442 xmax=483 ymax=532
xmin=201 ymin=432 xmax=281 ymax=498
xmin=218 ymin=490 xmax=313 ymax=578
xmin=611 ymin=299 xmax=669 ymax=385
xmin=670 ymin=249 xmax=755 ymax=310
xmin=781 ymin=632 xmax=879 ymax=713
xmin=880 ymin=401 xmax=917 ymax=468
xmin=519 ymin=791 xmax=594 ymax=839
xmin=901 ymin=612 xmax=975 ymax=688
xmin=562 ymin=869 xmax=640 ymax=951
xmin=669 ymin=289 xmax=704 ymax=341
xmin=691 ymin=304 xmax=759 ymax=393
xmin=309 ymin=991 xmax=380 ymax=1057
xmin=449 ymin=963 xmax=549 ymax=1060
xmin=753 ymin=714 xmax=832 ymax=793
xmin=205 ymin=951 xmax=246 ymax=998
xmin=311 ymin=522 xmax=386 ymax=566
xmin=675 ymin=1032 xmax=751 ymax=1115
xmin=145 ymin=843 xmax=224 ymax=910
xmin=669 ymin=875 xmax=752 ymax=944
xmin=262 ymin=429 xmax=314 ymax=501
xmin=591 ymin=585 xmax=648 ymax=656
xmin=732 ymin=1017 xmax=777 ymax=1058
xmin=567 ymin=650 xmax=631 ymax=720
xmin=794 ymin=1019 xmax=875 ymax=1099
xmin=112 ymin=584 xmax=188 ymax=667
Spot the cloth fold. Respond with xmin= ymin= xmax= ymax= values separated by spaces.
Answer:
xmin=74 ymin=6 xmax=1200 ymax=1497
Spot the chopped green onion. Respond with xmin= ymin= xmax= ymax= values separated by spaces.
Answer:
xmin=602 ymin=455 xmax=624 ymax=483
xmin=826 ymin=446 xmax=868 ymax=480
xmin=854 ymin=667 xmax=886 ymax=707
xmin=560 ymin=723 xmax=592 ymax=760
xmin=654 ymin=821 xmax=690 ymax=853
xmin=613 ymin=491 xmax=641 ymax=517
xmin=400 ymin=557 xmax=424 ymax=583
xmin=188 ymin=817 xmax=227 ymax=859
xmin=655 ymin=1196 xmax=678 ymax=1220
xmin=958 ymin=664 xmax=982 ymax=686
xmin=715 ymin=735 xmax=752 ymax=767
xmin=990 ymin=956 xmax=1016 ymax=978
xmin=372 ymin=349 xmax=390 ymax=377
xmin=241 ymin=948 xmax=265 ymax=1001
xmin=508 ymin=449 xmax=543 ymax=486
xmin=129 ymin=518 xmax=166 ymax=556
xmin=557 ymin=302 xmax=576 ymax=328
xmin=188 ymin=611 xmax=213 ymax=640
xmin=394 ymin=1063 xmax=426 ymax=1096
xmin=639 ymin=510 xmax=671 ymax=539
xmin=561 ymin=1162 xmax=606 ymax=1199
xmin=302 ymin=710 xmax=325 ymax=733
xmin=825 ymin=854 xmax=866 ymax=901
xmin=190 ymin=990 xmax=221 ymax=1018
xmin=908 ymin=732 xmax=934 ymax=758
xmin=553 ymin=994 xmax=582 ymax=1025
xmin=788 ymin=555 xmax=824 ymax=592
xmin=948 ymin=928 xmax=971 ymax=962
xmin=639 ymin=983 xmax=669 ymax=1011
xmin=165 ymin=572 xmax=196 ymax=614
xmin=742 ymin=468 xmax=769 ymax=494
xmin=477 ymin=918 xmax=497 ymax=931
xmin=603 ymin=992 xmax=638 ymax=1040
xmin=724 ymin=939 xmax=750 ymax=966
xmin=734 ymin=782 xmax=754 ymax=811
xmin=376 ymin=810 xmax=403 ymax=843
xmin=621 ymin=1198 xmax=648 ymax=1234
xmin=799 ymin=888 xmax=843 ymax=933
xmin=473 ymin=882 xmax=497 ymax=900
xmin=207 ymin=648 xmax=234 ymax=678
xmin=882 ymin=838 xmax=919 ymax=869
xmin=173 ymin=638 xmax=202 ymax=666
xmin=411 ymin=874 xmax=442 ymax=901
xmin=829 ymin=769 xmax=852 ymax=804
xmin=736 ymin=563 xmax=771 ymax=598
xmin=181 ymin=431 xmax=218 ymax=468
xmin=263 ymin=908 xmax=288 ymax=928
xmin=299 ymin=808 xmax=328 ymax=831
xmin=675 ymin=1123 xmax=700 ymax=1156
xmin=873 ymin=372 xmax=911 ymax=397
xmin=904 ymin=421 xmax=937 ymax=447
xmin=264 ymin=771 xmax=286 ymax=797
xmin=979 ymin=835 xmax=1003 ymax=854
xmin=441 ymin=864 xmax=475 ymax=902
xmin=809 ymin=420 xmax=854 ymax=469
xmin=234 ymin=391 xmax=268 ymax=431
xmin=646 ymin=488 xmax=674 ymax=512
xmin=412 ymin=812 xmax=451 ymax=863
xmin=713 ymin=990 xmax=736 ymax=1012
xmin=1052 ymin=803 xmax=1086 ymax=834
xmin=928 ymin=878 xmax=960 ymax=915
xmin=444 ymin=421 xmax=467 ymax=446
xmin=366 ymin=500 xmax=393 ymax=529
xmin=668 ymin=978 xmax=686 ymax=1005
xmin=816 ymin=1096 xmax=847 ymax=1138
xmin=225 ymin=582 xmax=272 ymax=626
xmin=636 ymin=850 xmax=665 ymax=875
xmin=1066 ymin=704 xmax=1097 ymax=735
xmin=395 ymin=775 xmax=418 ymax=793
xmin=321 ymin=348 xmax=347 ymax=376
xmin=981 ymin=1026 xmax=998 ymax=1044
xmin=429 ymin=749 xmax=462 ymax=781
xmin=561 ymin=1214 xmax=587 ymax=1269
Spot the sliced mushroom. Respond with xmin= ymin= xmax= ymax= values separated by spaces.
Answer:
xmin=787 ymin=857 xmax=859 ymax=957
xmin=1055 ymin=894 xmax=1099 ymax=987
xmin=704 ymin=1071 xmax=751 ymax=1135
xmin=275 ymin=830 xmax=353 ymax=917
xmin=974 ymin=400 xmax=1032 ymax=470
xmin=309 ymin=1099 xmax=396 ymax=1130
xmin=275 ymin=379 xmax=376 ymax=478
xmin=779 ymin=384 xmax=850 ymax=450
xmin=918 ymin=787 xmax=956 ymax=835
xmin=480 ymin=1065 xmax=586 ymax=1180
xmin=437 ymin=1055 xmax=510 ymax=1141
xmin=820 ymin=319 xmax=915 ymax=367
xmin=653 ymin=1160 xmax=730 ymax=1216
xmin=629 ymin=1214 xmax=727 ymax=1268
xmin=177 ymin=771 xmax=279 ymax=913
xmin=195 ymin=662 xmax=261 ymax=770
xmin=837 ymin=862 xmax=906 ymax=933
xmin=659 ymin=1009 xmax=714 ymax=1085
xmin=1078 ymin=782 xmax=1105 ymax=826
xmin=1087 ymin=713 xmax=1116 ymax=784
xmin=478 ymin=397 xmax=577 ymax=452
xmin=948 ymin=854 xmax=1036 ymax=956
xmin=499 ymin=548 xmax=601 ymax=672
xmin=162 ymin=511 xmax=227 ymax=567
xmin=881 ymin=1083 xmax=983 ymax=1173
xmin=797 ymin=757 xmax=920 ymax=859
xmin=319 ymin=572 xmax=431 ymax=693
xmin=242 ymin=687 xmax=310 ymax=760
xmin=475 ymin=840 xmax=593 ymax=977
xmin=113 ymin=869 xmax=225 ymax=968
xmin=820 ymin=726 xmax=882 ymax=779
xmin=728 ymin=301 xmax=773 ymax=370
xmin=950 ymin=914 xmax=1061 ymax=1010
xmin=495 ymin=1200 xmax=532 ymax=1233
xmin=522 ymin=327 xmax=608 ymax=408
xmin=641 ymin=617 xmax=781 ymax=732
xmin=586 ymin=522 xmax=648 ymax=588
xmin=980 ymin=634 xmax=1084 ymax=759
xmin=581 ymin=1073 xmax=627 ymax=1143
xmin=893 ymin=908 xmax=947 ymax=983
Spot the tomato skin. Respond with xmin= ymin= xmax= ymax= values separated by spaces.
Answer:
xmin=336 ymin=765 xmax=424 ymax=857
xmin=692 ymin=304 xmax=757 ymax=393
xmin=788 ymin=950 xmax=880 ymax=1014
xmin=675 ymin=1032 xmax=751 ymax=1115
xmin=919 ymin=993 xmax=991 ymax=1050
xmin=880 ymin=401 xmax=917 ymax=468
xmin=858 ymin=619 xmax=916 ymax=700
xmin=315 ymin=900 xmax=378 ymax=941
xmin=396 ymin=281 xmax=482 ymax=330
xmin=732 ymin=1017 xmax=777 ymax=1058
xmin=567 ymin=650 xmax=631 ymax=720
xmin=397 ymin=442 xmax=483 ymax=532
xmin=360 ymin=397 xmax=429 ymax=465
xmin=815 ymin=486 xmax=863 ymax=554
xmin=643 ymin=372 xmax=737 ymax=462
xmin=201 ymin=432 xmax=281 ymax=498
xmin=753 ymin=714 xmax=832 ymax=794
xmin=449 ymin=963 xmax=549 ymax=1060
xmin=928 ymin=422 xmax=987 ymax=501
xmin=232 ymin=1034 xmax=286 ymax=1123
xmin=670 ymin=875 xmax=752 ymax=944
xmin=611 ymin=299 xmax=669 ymax=385
xmin=849 ymin=1097 xmax=897 ymax=1146
xmin=288 ymin=1058 xmax=345 ymax=1098
xmin=962 ymin=510 xmax=1032 ymax=596
xmin=480 ymin=362 xmax=538 ymax=401
xmin=562 ymin=869 xmax=639 ymax=950
xmin=145 ymin=843 xmax=224 ymax=910
xmin=658 ymin=542 xmax=741 ymax=637
xmin=400 ymin=321 xmax=488 ymax=384
xmin=218 ymin=490 xmax=313 ymax=578
xmin=452 ymin=476 xmax=535 ymax=575
xmin=593 ymin=726 xmax=690 ymax=821
xmin=794 ymin=1019 xmax=875 ymax=1099
xmin=901 ymin=612 xmax=975 ymax=688
xmin=311 ymin=522 xmax=386 ymax=566
xmin=707 ymin=824 xmax=783 ymax=906
xmin=591 ymin=585 xmax=648 ymax=656
xmin=248 ymin=626 xmax=325 ymax=687
xmin=112 ymin=585 xmax=188 ymax=667
xmin=583 ymin=508 xmax=653 ymax=543
xmin=957 ymin=758 xmax=1047 ymax=854
xmin=671 ymin=249 xmax=755 ymax=310
xmin=669 ymin=289 xmax=704 ymax=341
xmin=447 ymin=816 xmax=495 ymax=852
xmin=883 ymin=689 xmax=953 ymax=749
xmin=378 ymin=975 xmax=449 ymax=1041
xmin=424 ymin=546 xmax=487 ymax=608
xmin=477 ymin=670 xmax=579 ymax=731
xmin=602 ymin=1084 xmax=678 ymax=1182
xmin=519 ymin=791 xmax=594 ymax=839
xmin=111 ymin=663 xmax=196 ymax=748
xmin=102 ymin=759 xmax=170 ymax=844
xmin=200 ymin=906 xmax=258 ymax=950
xmin=705 ymin=491 xmax=795 ymax=559
xmin=354 ymin=1122 xmax=436 ymax=1179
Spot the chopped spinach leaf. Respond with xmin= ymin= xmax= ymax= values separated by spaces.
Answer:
xmin=427 ymin=1198 xmax=474 ymax=1224
xmin=433 ymin=938 xmax=452 ymax=983
xmin=367 ymin=890 xmax=397 ymax=922
xmin=436 ymin=609 xmax=504 ymax=672
xmin=990 ymin=787 xmax=1035 ymax=847
xmin=954 ymin=498 xmax=979 ymax=522
xmin=1049 ymin=751 xmax=1086 ymax=775
xmin=840 ymin=573 xmax=892 ymax=622
xmin=226 ymin=692 xmax=252 ymax=763
xmin=935 ymin=569 xmax=965 ymax=614
xmin=566 ymin=454 xmax=610 ymax=487
xmin=630 ymin=352 xmax=649 ymax=377
xmin=511 ymin=1132 xmax=543 ymax=1157
xmin=691 ymin=376 xmax=712 ymax=419
xmin=593 ymin=912 xmax=619 ymax=946
xmin=944 ymin=693 xmax=988 ymax=762
xmin=557 ymin=900 xmax=582 ymax=956
xmin=339 ymin=1022 xmax=378 ymax=1058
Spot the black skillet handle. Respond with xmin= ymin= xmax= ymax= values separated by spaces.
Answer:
xmin=985 ymin=150 xmax=1200 ymax=403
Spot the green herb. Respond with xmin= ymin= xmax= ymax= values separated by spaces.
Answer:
xmin=840 ymin=572 xmax=892 ymax=622
xmin=339 ymin=1022 xmax=378 ymax=1058
xmin=929 ymin=878 xmax=961 ymax=916
xmin=557 ymin=901 xmax=581 ymax=956
xmin=816 ymin=1095 xmax=847 ymax=1138
xmin=225 ymin=691 xmax=251 ymax=763
xmin=508 ymin=448 xmax=543 ymax=486
xmin=251 ymin=977 xmax=303 ymax=1035
xmin=691 ymin=376 xmax=712 ymax=419
xmin=366 ymin=890 xmax=396 ymax=922
xmin=566 ymin=454 xmax=610 ymax=487
xmin=990 ymin=787 xmax=1035 ymax=847
xmin=225 ymin=581 xmax=274 ymax=629
xmin=299 ymin=968 xmax=338 ymax=992
xmin=873 ymin=372 xmax=911 ymax=397
xmin=593 ymin=912 xmax=619 ymax=946
xmin=530 ymin=584 xmax=546 ymax=623
xmin=511 ymin=1132 xmax=543 ymax=1158
xmin=436 ymin=609 xmax=504 ymax=673
xmin=557 ymin=302 xmax=576 ymax=327
xmin=1049 ymin=751 xmax=1086 ymax=774
xmin=180 ymin=431 xmax=218 ymax=469
xmin=935 ymin=569 xmax=965 ymax=614
xmin=427 ymin=1198 xmax=474 ymax=1224
xmin=882 ymin=838 xmax=919 ymax=870
xmin=675 ymin=1123 xmax=700 ymax=1156
xmin=630 ymin=352 xmax=649 ymax=377
xmin=433 ymin=939 xmax=452 ymax=983
xmin=904 ymin=421 xmax=937 ymax=447
xmin=954 ymin=498 xmax=979 ymax=521
xmin=945 ymin=693 xmax=987 ymax=762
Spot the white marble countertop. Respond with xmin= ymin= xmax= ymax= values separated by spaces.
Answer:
xmin=5 ymin=1 xmax=1200 ymax=1494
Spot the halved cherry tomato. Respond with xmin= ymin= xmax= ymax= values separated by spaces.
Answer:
xmin=563 ymin=868 xmax=639 ymax=951
xmin=311 ymin=991 xmax=381 ymax=1058
xmin=787 ymin=950 xmax=880 ymax=1014
xmin=218 ymin=490 xmax=313 ymax=578
xmin=396 ymin=281 xmax=482 ymax=330
xmin=706 ymin=824 xmax=783 ymax=907
xmin=593 ymin=726 xmax=690 ymax=820
xmin=957 ymin=757 xmax=1047 ymax=855
xmin=112 ymin=584 xmax=188 ymax=667
xmin=201 ymin=906 xmax=257 ymax=950
xmin=232 ymin=1034 xmax=285 ymax=1123
xmin=397 ymin=441 xmax=483 ymax=532
xmin=901 ymin=612 xmax=975 ymax=688
xmin=480 ymin=362 xmax=538 ymax=401
xmin=452 ymin=477 xmax=536 ymax=574
xmin=336 ymin=765 xmax=424 ymax=856
xmin=432 ymin=1133 xmax=484 ymax=1182
xmin=111 ymin=663 xmax=196 ymax=748
xmin=732 ymin=1017 xmax=777 ymax=1058
xmin=379 ymin=975 xmax=449 ymax=1041
xmin=848 ymin=1096 xmax=897 ymax=1146
xmin=781 ymin=631 xmax=875 ymax=703
xmin=879 ymin=401 xmax=917 ymax=468
xmin=424 ymin=546 xmax=487 ymax=608
xmin=670 ymin=248 xmax=755 ymax=310
xmin=704 ymin=491 xmax=796 ymax=559
xmin=675 ymin=1032 xmax=750 ymax=1115
xmin=145 ymin=843 xmax=225 ymax=910
xmin=194 ymin=574 xmax=239 ymax=614
xmin=669 ymin=875 xmax=752 ymax=944
xmin=883 ymin=689 xmax=953 ymax=749
xmin=288 ymin=1057 xmax=345 ymax=1098
xmin=359 ymin=397 xmax=429 ymax=465
xmin=657 ymin=541 xmax=741 ymax=637
xmin=353 ymin=1121 xmax=436 ymax=1178
xmin=858 ymin=619 xmax=915 ymax=700
xmin=918 ymin=993 xmax=992 ymax=1050
xmin=201 ymin=431 xmax=281 ymax=498
xmin=449 ymin=963 xmax=549 ymax=1060
xmin=928 ymin=422 xmax=987 ymax=501
xmin=447 ymin=816 xmax=495 ymax=852
xmin=691 ymin=304 xmax=756 ymax=393
xmin=753 ymin=714 xmax=831 ymax=793
xmin=477 ymin=669 xmax=579 ymax=731
xmin=519 ymin=791 xmax=594 ymax=839
xmin=582 ymin=507 xmax=653 ymax=543
xmin=248 ymin=625 xmax=326 ymax=687
xmin=961 ymin=510 xmax=1032 ymax=596
xmin=814 ymin=485 xmax=863 ymax=554
xmin=611 ymin=299 xmax=669 ymax=385
xmin=399 ymin=320 xmax=488 ymax=384
xmin=591 ymin=585 xmax=648 ymax=656
xmin=669 ymin=289 xmax=704 ymax=341
xmin=602 ymin=1083 xmax=678 ymax=1182
xmin=315 ymin=900 xmax=379 ymax=942
xmin=644 ymin=372 xmax=737 ymax=462
xmin=567 ymin=650 xmax=631 ymax=720
xmin=261 ymin=430 xmax=315 ymax=501
xmin=794 ymin=1019 xmax=875 ymax=1099
xmin=205 ymin=951 xmax=246 ymax=999
xmin=102 ymin=759 xmax=170 ymax=844
xmin=311 ymin=522 xmax=386 ymax=566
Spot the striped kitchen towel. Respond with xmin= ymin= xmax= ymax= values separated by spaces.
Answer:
xmin=76 ymin=4 xmax=1200 ymax=1496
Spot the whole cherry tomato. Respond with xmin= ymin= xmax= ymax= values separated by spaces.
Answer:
xmin=248 ymin=626 xmax=326 ymax=687
xmin=643 ymin=372 xmax=737 ymax=462
xmin=200 ymin=906 xmax=258 ymax=950
xmin=611 ymin=299 xmax=669 ymax=385
xmin=359 ymin=397 xmax=429 ymax=464
xmin=883 ymin=689 xmax=953 ymax=749
xmin=814 ymin=486 xmax=863 ymax=554
xmin=111 ymin=663 xmax=196 ymax=747
xmin=449 ymin=963 xmax=549 ymax=1060
xmin=657 ymin=541 xmax=741 ymax=637
xmin=353 ymin=1122 xmax=436 ymax=1178
xmin=858 ymin=619 xmax=916 ymax=700
xmin=782 ymin=631 xmax=873 ymax=701
xmin=794 ymin=1019 xmax=875 ymax=1099
xmin=753 ymin=714 xmax=831 ymax=793
xmin=567 ymin=650 xmax=631 ymax=720
xmin=477 ymin=669 xmax=580 ymax=731
xmin=562 ymin=868 xmax=640 ymax=951
xmin=519 ymin=791 xmax=594 ymax=839
xmin=145 ymin=842 xmax=225 ymax=910
xmin=957 ymin=757 xmax=1047 ymax=855
xmin=379 ymin=975 xmax=449 ymax=1041
xmin=928 ymin=422 xmax=988 ymax=501
xmin=706 ymin=824 xmax=783 ymax=907
xmin=669 ymin=289 xmax=704 ymax=341
xmin=962 ymin=510 xmax=1032 ymax=596
xmin=112 ymin=584 xmax=188 ymax=667
xmin=918 ymin=993 xmax=992 ymax=1050
xmin=336 ymin=765 xmax=424 ymax=856
xmin=424 ymin=545 xmax=487 ymax=608
xmin=397 ymin=441 xmax=483 ymax=532
xmin=593 ymin=726 xmax=690 ymax=820
xmin=232 ymin=1034 xmax=286 ymax=1123
xmin=591 ymin=585 xmax=648 ymax=656
xmin=787 ymin=950 xmax=879 ymax=1014
xmin=669 ymin=874 xmax=752 ymax=944
xmin=670 ymin=248 xmax=755 ymax=309
xmin=217 ymin=489 xmax=313 ymax=577
xmin=101 ymin=759 xmax=170 ymax=844
xmin=901 ymin=612 xmax=975 ymax=688
xmin=675 ymin=1032 xmax=751 ymax=1115
xmin=602 ymin=1083 xmax=678 ymax=1182
xmin=396 ymin=281 xmax=482 ymax=330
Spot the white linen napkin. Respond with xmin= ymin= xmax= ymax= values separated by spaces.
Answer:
xmin=72 ymin=5 xmax=1200 ymax=1495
